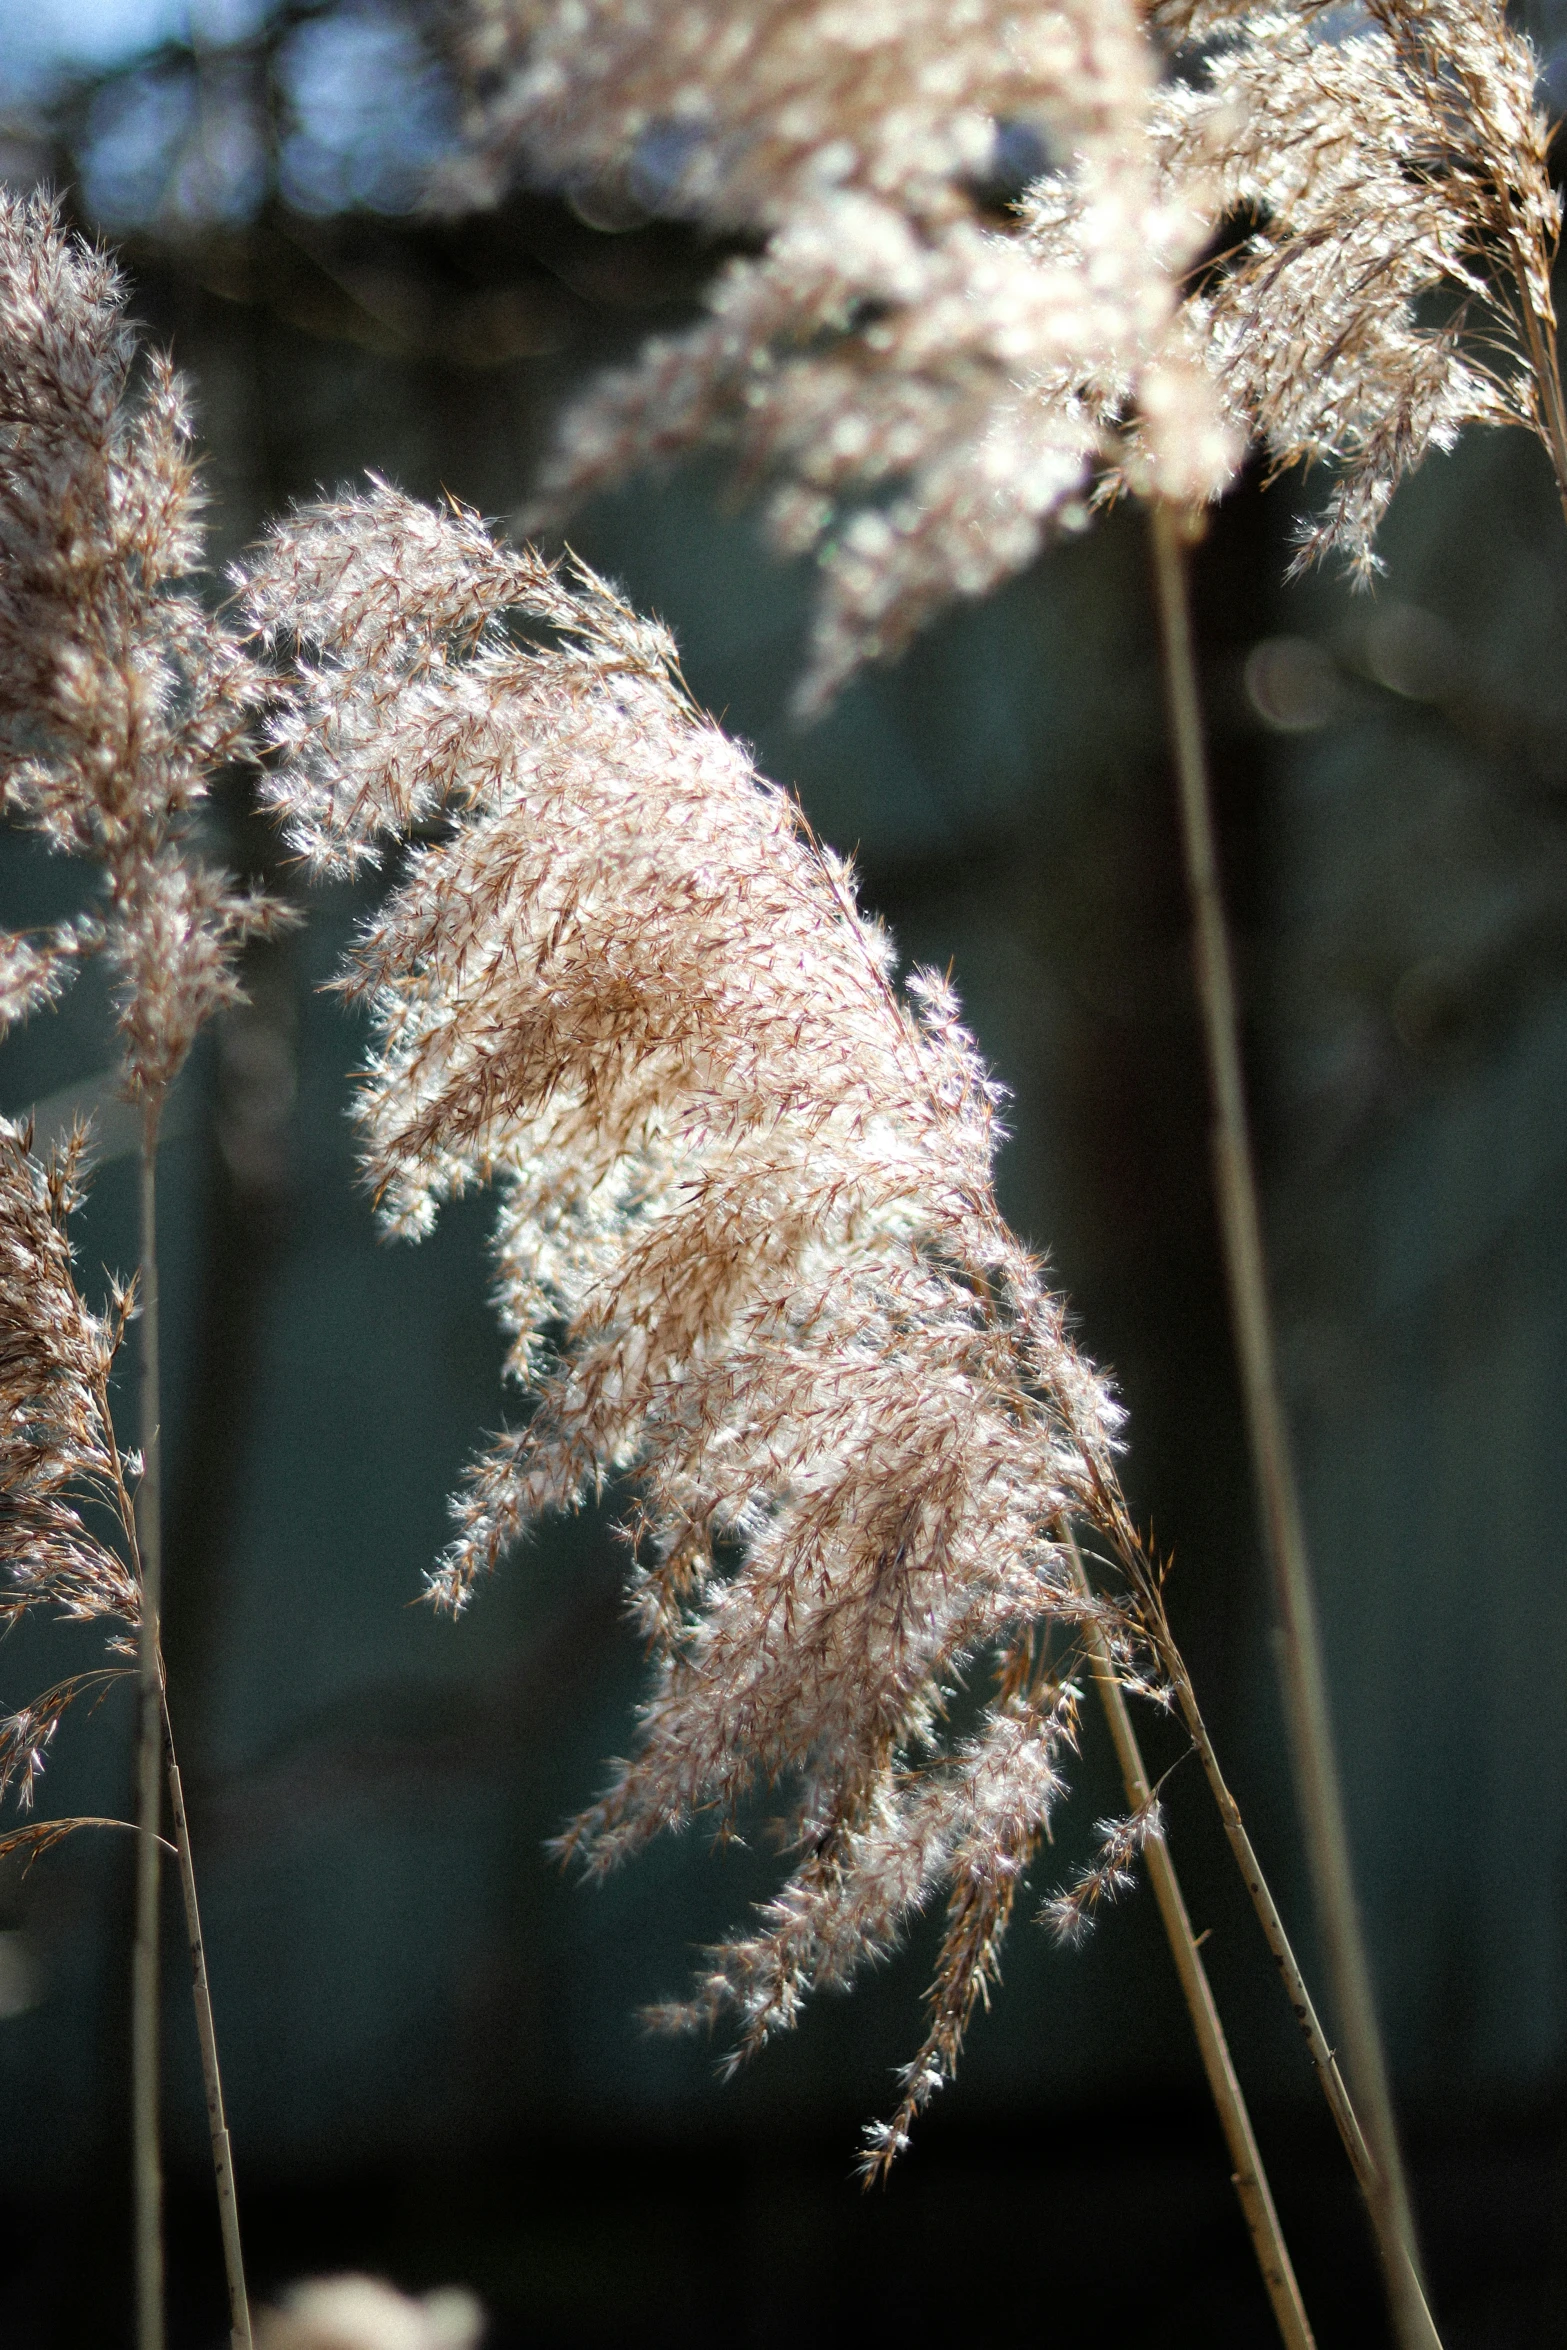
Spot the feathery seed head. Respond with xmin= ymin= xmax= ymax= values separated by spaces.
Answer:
xmin=247 ymin=480 xmax=1157 ymax=2160
xmin=455 ymin=0 xmax=1565 ymax=658
xmin=0 ymin=1117 xmax=139 ymax=1812
xmin=452 ymin=0 xmax=1232 ymax=706
xmin=0 ymin=189 xmax=292 ymax=1097
xmin=1117 ymin=0 xmax=1566 ymax=573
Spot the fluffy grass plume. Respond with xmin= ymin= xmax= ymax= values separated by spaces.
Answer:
xmin=244 ymin=481 xmax=1154 ymax=2165
xmin=1129 ymin=0 xmax=1567 ymax=572
xmin=451 ymin=0 xmax=1230 ymax=707
xmin=452 ymin=0 xmax=1564 ymax=662
xmin=0 ymin=189 xmax=287 ymax=1095
xmin=0 ymin=1117 xmax=140 ymax=1834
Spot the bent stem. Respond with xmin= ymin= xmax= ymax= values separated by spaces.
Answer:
xmin=116 ymin=1131 xmax=253 ymax=2350
xmin=0 ymin=1816 xmax=177 ymax=1863
xmin=133 ymin=1100 xmax=166 ymax=2350
xmin=1067 ymin=1542 xmax=1315 ymax=2350
xmin=1147 ymin=500 xmax=1438 ymax=2350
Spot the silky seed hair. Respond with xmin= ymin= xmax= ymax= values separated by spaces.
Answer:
xmin=242 ymin=480 xmax=1158 ymax=2165
xmin=0 ymin=188 xmax=289 ymax=1099
xmin=451 ymin=0 xmax=1232 ymax=709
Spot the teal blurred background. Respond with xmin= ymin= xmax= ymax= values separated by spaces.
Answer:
xmin=0 ymin=6 xmax=1565 ymax=2342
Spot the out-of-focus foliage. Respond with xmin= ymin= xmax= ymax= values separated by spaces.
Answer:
xmin=0 ymin=2 xmax=454 ymax=229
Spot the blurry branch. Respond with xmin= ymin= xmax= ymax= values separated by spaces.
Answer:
xmin=107 ymin=1176 xmax=255 ymax=2350
xmin=4 ymin=1066 xmax=197 ymax=1167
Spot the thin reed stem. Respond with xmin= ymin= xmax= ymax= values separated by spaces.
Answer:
xmin=1068 ymin=1539 xmax=1315 ymax=2350
xmin=161 ymin=1696 xmax=252 ymax=2350
xmin=1140 ymin=1591 xmax=1439 ymax=2336
xmin=106 ymin=1211 xmax=252 ymax=2350
xmin=1512 ymin=260 xmax=1567 ymax=537
xmin=133 ymin=1099 xmax=166 ymax=2350
xmin=1147 ymin=499 xmax=1438 ymax=2350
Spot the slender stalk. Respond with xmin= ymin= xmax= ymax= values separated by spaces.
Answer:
xmin=133 ymin=1098 xmax=166 ymax=2350
xmin=1067 ymin=1548 xmax=1315 ymax=2349
xmin=162 ymin=1696 xmax=253 ymax=2350
xmin=1147 ymin=501 xmax=1438 ymax=2350
xmin=1513 ymin=262 xmax=1567 ymax=537
xmin=1142 ymin=1603 xmax=1438 ymax=2338
xmin=115 ymin=1113 xmax=252 ymax=2350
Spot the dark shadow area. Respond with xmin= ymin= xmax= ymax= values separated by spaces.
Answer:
xmin=3 ymin=2098 xmax=1566 ymax=2348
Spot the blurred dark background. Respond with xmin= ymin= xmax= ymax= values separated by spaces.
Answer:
xmin=0 ymin=4 xmax=1565 ymax=2343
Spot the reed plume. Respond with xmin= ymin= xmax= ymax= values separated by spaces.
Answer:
xmin=433 ymin=11 xmax=1538 ymax=2328
xmin=0 ymin=1116 xmax=139 ymax=1826
xmin=0 ymin=187 xmax=284 ymax=2350
xmin=453 ymin=0 xmax=1564 ymax=637
xmin=243 ymin=479 xmax=1167 ymax=2165
xmin=0 ymin=190 xmax=285 ymax=1088
xmin=452 ymin=0 xmax=1231 ymax=706
xmin=1123 ymin=0 xmax=1567 ymax=568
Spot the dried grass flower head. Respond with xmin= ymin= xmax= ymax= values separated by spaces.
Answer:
xmin=455 ymin=0 xmax=1566 ymax=654
xmin=1101 ymin=0 xmax=1566 ymax=574
xmin=0 ymin=189 xmax=289 ymax=1099
xmin=0 ymin=1115 xmax=141 ymax=1831
xmin=244 ymin=479 xmax=1155 ymax=2164
xmin=452 ymin=0 xmax=1232 ymax=708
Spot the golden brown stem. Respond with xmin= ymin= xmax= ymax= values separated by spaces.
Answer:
xmin=162 ymin=1699 xmax=253 ymax=2350
xmin=117 ymin=1109 xmax=252 ymax=2350
xmin=1158 ymin=1621 xmax=1438 ymax=2332
xmin=1069 ymin=1549 xmax=1315 ymax=2349
xmin=1515 ymin=269 xmax=1567 ymax=538
xmin=1147 ymin=502 xmax=1439 ymax=2350
xmin=133 ymin=1100 xmax=165 ymax=2350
